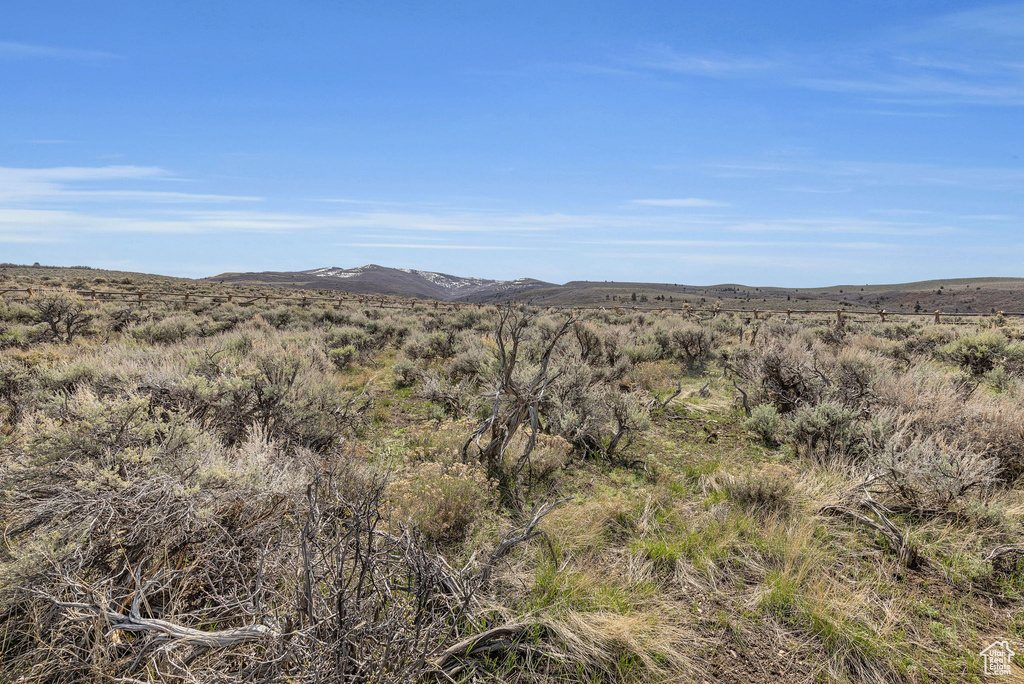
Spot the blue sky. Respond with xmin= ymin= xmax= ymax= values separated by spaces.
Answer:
xmin=1 ymin=1 xmax=1022 ymax=286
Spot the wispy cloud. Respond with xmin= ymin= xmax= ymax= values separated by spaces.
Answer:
xmin=579 ymin=239 xmax=893 ymax=250
xmin=316 ymin=198 xmax=408 ymax=206
xmin=0 ymin=165 xmax=259 ymax=204
xmin=606 ymin=4 xmax=1024 ymax=107
xmin=632 ymin=45 xmax=777 ymax=77
xmin=709 ymin=159 xmax=1024 ymax=191
xmin=0 ymin=165 xmax=165 ymax=181
xmin=860 ymin=109 xmax=956 ymax=118
xmin=0 ymin=41 xmax=119 ymax=61
xmin=0 ymin=162 xmax=1004 ymax=286
xmin=343 ymin=243 xmax=539 ymax=251
xmin=581 ymin=251 xmax=864 ymax=272
xmin=630 ymin=198 xmax=729 ymax=208
xmin=726 ymin=217 xmax=957 ymax=237
xmin=0 ymin=232 xmax=59 ymax=244
xmin=914 ymin=3 xmax=1024 ymax=45
xmin=55 ymin=190 xmax=262 ymax=203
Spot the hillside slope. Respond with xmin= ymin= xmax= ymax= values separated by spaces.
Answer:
xmin=206 ymin=264 xmax=554 ymax=301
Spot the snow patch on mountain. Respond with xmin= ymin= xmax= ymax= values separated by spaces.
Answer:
xmin=291 ymin=265 xmax=552 ymax=301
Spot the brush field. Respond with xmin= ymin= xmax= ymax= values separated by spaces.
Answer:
xmin=2 ymin=267 xmax=1024 ymax=683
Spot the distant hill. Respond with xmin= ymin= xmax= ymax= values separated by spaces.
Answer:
xmin=204 ymin=264 xmax=555 ymax=302
xmin=7 ymin=262 xmax=1022 ymax=314
xmin=507 ymin=277 xmax=1024 ymax=313
xmin=204 ymin=267 xmax=1024 ymax=313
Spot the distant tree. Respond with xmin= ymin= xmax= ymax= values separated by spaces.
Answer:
xmin=631 ymin=292 xmax=637 ymax=302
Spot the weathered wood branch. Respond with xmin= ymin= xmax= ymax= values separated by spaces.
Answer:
xmin=39 ymin=582 xmax=278 ymax=651
xmin=431 ymin=622 xmax=553 ymax=677
xmin=820 ymin=500 xmax=923 ymax=570
xmin=732 ymin=380 xmax=751 ymax=417
xmin=655 ymin=379 xmax=683 ymax=409
xmin=477 ymin=497 xmax=572 ymax=586
xmin=985 ymin=544 xmax=1024 ymax=573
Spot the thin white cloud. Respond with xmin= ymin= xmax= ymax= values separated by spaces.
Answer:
xmin=630 ymin=198 xmax=729 ymax=208
xmin=582 ymin=251 xmax=859 ymax=271
xmin=0 ymin=232 xmax=58 ymax=244
xmin=344 ymin=243 xmax=539 ymax=251
xmin=580 ymin=239 xmax=893 ymax=250
xmin=797 ymin=74 xmax=1024 ymax=106
xmin=726 ymin=218 xmax=958 ymax=237
xmin=710 ymin=159 xmax=1024 ymax=191
xmin=0 ymin=41 xmax=120 ymax=60
xmin=778 ymin=186 xmax=854 ymax=194
xmin=633 ymin=46 xmax=777 ymax=76
xmin=0 ymin=165 xmax=261 ymax=204
xmin=0 ymin=165 xmax=165 ymax=181
xmin=861 ymin=109 xmax=956 ymax=118
xmin=316 ymin=198 xmax=406 ymax=205
xmin=611 ymin=4 xmax=1024 ymax=107
xmin=0 ymin=207 xmax=628 ymax=235
xmin=916 ymin=3 xmax=1024 ymax=44
xmin=55 ymin=190 xmax=262 ymax=203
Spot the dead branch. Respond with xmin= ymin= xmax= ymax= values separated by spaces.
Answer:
xmin=655 ymin=379 xmax=683 ymax=409
xmin=819 ymin=500 xmax=923 ymax=570
xmin=477 ymin=497 xmax=572 ymax=586
xmin=985 ymin=544 xmax=1024 ymax=573
xmin=39 ymin=583 xmax=277 ymax=651
xmin=431 ymin=622 xmax=553 ymax=678
xmin=697 ymin=380 xmax=711 ymax=398
xmin=732 ymin=380 xmax=751 ymax=417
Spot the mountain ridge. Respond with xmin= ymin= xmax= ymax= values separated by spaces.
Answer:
xmin=205 ymin=264 xmax=554 ymax=302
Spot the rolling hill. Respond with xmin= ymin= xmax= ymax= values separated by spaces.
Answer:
xmin=203 ymin=265 xmax=1024 ymax=313
xmin=204 ymin=264 xmax=554 ymax=302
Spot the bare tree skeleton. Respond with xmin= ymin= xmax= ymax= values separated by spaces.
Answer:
xmin=463 ymin=305 xmax=575 ymax=508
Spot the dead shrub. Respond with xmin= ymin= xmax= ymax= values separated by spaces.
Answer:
xmin=744 ymin=338 xmax=827 ymax=413
xmin=831 ymin=347 xmax=879 ymax=407
xmin=653 ymin=321 xmax=718 ymax=370
xmin=29 ymin=294 xmax=93 ymax=344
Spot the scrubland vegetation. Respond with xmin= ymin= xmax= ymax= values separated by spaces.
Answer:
xmin=2 ymin=274 xmax=1024 ymax=682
